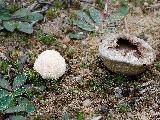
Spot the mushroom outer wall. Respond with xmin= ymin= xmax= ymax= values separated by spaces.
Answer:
xmin=98 ymin=34 xmax=156 ymax=76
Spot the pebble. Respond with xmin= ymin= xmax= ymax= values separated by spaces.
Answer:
xmin=63 ymin=44 xmax=67 ymax=49
xmin=140 ymin=112 xmax=149 ymax=120
xmin=149 ymin=109 xmax=156 ymax=117
xmin=127 ymin=112 xmax=134 ymax=118
xmin=81 ymin=40 xmax=88 ymax=47
xmin=114 ymin=87 xmax=123 ymax=98
xmin=91 ymin=116 xmax=102 ymax=120
xmin=0 ymin=52 xmax=9 ymax=60
xmin=73 ymin=75 xmax=82 ymax=81
xmin=83 ymin=99 xmax=92 ymax=107
xmin=141 ymin=80 xmax=155 ymax=87
xmin=100 ymin=105 xmax=109 ymax=115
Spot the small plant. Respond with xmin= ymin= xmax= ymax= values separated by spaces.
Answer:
xmin=0 ymin=74 xmax=35 ymax=119
xmin=45 ymin=8 xmax=60 ymax=21
xmin=36 ymin=30 xmax=62 ymax=47
xmin=67 ymin=47 xmax=76 ymax=58
xmin=62 ymin=112 xmax=84 ymax=120
xmin=131 ymin=0 xmax=154 ymax=7
xmin=76 ymin=112 xmax=84 ymax=120
xmin=95 ymin=0 xmax=105 ymax=10
xmin=0 ymin=0 xmax=43 ymax=34
xmin=66 ymin=5 xmax=129 ymax=39
xmin=116 ymin=103 xmax=130 ymax=113
xmin=155 ymin=62 xmax=160 ymax=71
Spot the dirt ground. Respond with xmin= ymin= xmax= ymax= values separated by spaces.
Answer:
xmin=0 ymin=3 xmax=160 ymax=120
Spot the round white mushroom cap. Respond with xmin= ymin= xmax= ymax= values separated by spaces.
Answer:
xmin=33 ymin=50 xmax=66 ymax=79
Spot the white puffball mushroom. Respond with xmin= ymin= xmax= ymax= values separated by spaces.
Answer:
xmin=33 ymin=50 xmax=66 ymax=79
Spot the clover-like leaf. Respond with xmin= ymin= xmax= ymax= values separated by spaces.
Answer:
xmin=0 ymin=0 xmax=5 ymax=8
xmin=13 ymin=87 xmax=26 ymax=97
xmin=3 ymin=21 xmax=16 ymax=32
xmin=11 ymin=115 xmax=27 ymax=120
xmin=0 ymin=89 xmax=10 ymax=98
xmin=74 ymin=20 xmax=95 ymax=32
xmin=0 ymin=9 xmax=11 ymax=20
xmin=68 ymin=32 xmax=86 ymax=40
xmin=0 ymin=78 xmax=10 ymax=90
xmin=107 ymin=6 xmax=129 ymax=24
xmin=4 ymin=105 xmax=25 ymax=113
xmin=26 ymin=12 xmax=43 ymax=21
xmin=13 ymin=74 xmax=27 ymax=90
xmin=18 ymin=97 xmax=35 ymax=113
xmin=0 ymin=0 xmax=5 ymax=5
xmin=89 ymin=7 xmax=102 ymax=25
xmin=13 ymin=8 xmax=30 ymax=18
xmin=76 ymin=10 xmax=94 ymax=25
xmin=118 ymin=6 xmax=129 ymax=16
xmin=17 ymin=22 xmax=33 ymax=34
xmin=0 ymin=95 xmax=13 ymax=111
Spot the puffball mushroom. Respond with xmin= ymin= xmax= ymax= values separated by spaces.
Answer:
xmin=99 ymin=34 xmax=156 ymax=75
xmin=33 ymin=50 xmax=66 ymax=79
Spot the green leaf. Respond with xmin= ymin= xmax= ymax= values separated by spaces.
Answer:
xmin=17 ymin=22 xmax=33 ymax=34
xmin=3 ymin=21 xmax=16 ymax=32
xmin=13 ymin=8 xmax=30 ymax=18
xmin=0 ymin=0 xmax=5 ymax=5
xmin=0 ymin=25 xmax=4 ymax=30
xmin=13 ymin=87 xmax=26 ymax=97
xmin=0 ymin=78 xmax=10 ymax=90
xmin=105 ymin=26 xmax=117 ymax=33
xmin=74 ymin=20 xmax=95 ymax=32
xmin=0 ymin=0 xmax=5 ymax=8
xmin=76 ymin=112 xmax=84 ymax=120
xmin=12 ymin=115 xmax=27 ymax=120
xmin=0 ymin=95 xmax=13 ymax=111
xmin=4 ymin=105 xmax=25 ymax=113
xmin=26 ymin=12 xmax=43 ymax=21
xmin=0 ymin=89 xmax=10 ymax=98
xmin=18 ymin=97 xmax=35 ymax=113
xmin=107 ymin=6 xmax=129 ymax=24
xmin=0 ymin=9 xmax=11 ymax=20
xmin=89 ymin=7 xmax=102 ymax=25
xmin=76 ymin=10 xmax=94 ymax=25
xmin=62 ymin=112 xmax=70 ymax=120
xmin=13 ymin=74 xmax=27 ymax=89
xmin=106 ymin=6 xmax=129 ymax=33
xmin=68 ymin=32 xmax=85 ymax=40
xmin=118 ymin=6 xmax=129 ymax=16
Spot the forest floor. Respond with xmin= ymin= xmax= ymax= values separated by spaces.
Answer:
xmin=0 ymin=1 xmax=160 ymax=120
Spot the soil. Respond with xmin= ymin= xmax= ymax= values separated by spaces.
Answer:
xmin=0 ymin=2 xmax=160 ymax=120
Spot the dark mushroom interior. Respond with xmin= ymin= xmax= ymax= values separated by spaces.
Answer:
xmin=116 ymin=37 xmax=142 ymax=57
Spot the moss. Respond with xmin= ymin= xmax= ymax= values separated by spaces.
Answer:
xmin=0 ymin=61 xmax=9 ymax=74
xmin=95 ymin=0 xmax=105 ymax=10
xmin=45 ymin=8 xmax=60 ymax=21
xmin=155 ymin=62 xmax=160 ymax=71
xmin=36 ymin=30 xmax=62 ymax=48
xmin=116 ymin=103 xmax=130 ymax=113
xmin=67 ymin=47 xmax=76 ymax=58
xmin=7 ymin=4 xmax=21 ymax=14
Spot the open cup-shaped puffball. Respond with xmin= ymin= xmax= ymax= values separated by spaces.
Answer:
xmin=33 ymin=50 xmax=66 ymax=79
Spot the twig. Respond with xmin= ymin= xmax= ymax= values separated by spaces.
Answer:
xmin=36 ymin=0 xmax=53 ymax=5
xmin=28 ymin=1 xmax=38 ymax=11
xmin=124 ymin=17 xmax=129 ymax=33
xmin=28 ymin=0 xmax=53 ymax=12
xmin=104 ymin=0 xmax=108 ymax=14
xmin=148 ymin=3 xmax=160 ymax=10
